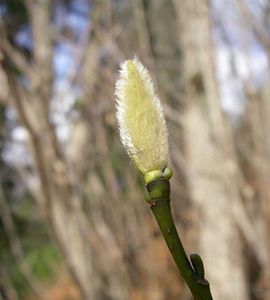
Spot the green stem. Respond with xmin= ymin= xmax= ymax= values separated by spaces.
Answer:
xmin=145 ymin=178 xmax=213 ymax=300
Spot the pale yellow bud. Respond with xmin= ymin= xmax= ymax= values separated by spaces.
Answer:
xmin=115 ymin=58 xmax=169 ymax=174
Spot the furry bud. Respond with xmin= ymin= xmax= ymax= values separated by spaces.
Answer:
xmin=115 ymin=58 xmax=169 ymax=174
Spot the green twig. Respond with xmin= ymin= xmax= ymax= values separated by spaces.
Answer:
xmin=145 ymin=178 xmax=213 ymax=300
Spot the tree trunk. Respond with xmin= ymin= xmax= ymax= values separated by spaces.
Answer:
xmin=173 ymin=0 xmax=250 ymax=298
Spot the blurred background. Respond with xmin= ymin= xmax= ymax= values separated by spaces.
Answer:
xmin=0 ymin=0 xmax=270 ymax=299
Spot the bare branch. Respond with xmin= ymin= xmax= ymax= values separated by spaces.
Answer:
xmin=26 ymin=0 xmax=53 ymax=107
xmin=0 ymin=22 xmax=34 ymax=84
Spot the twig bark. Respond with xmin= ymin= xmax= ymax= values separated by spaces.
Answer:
xmin=145 ymin=178 xmax=213 ymax=300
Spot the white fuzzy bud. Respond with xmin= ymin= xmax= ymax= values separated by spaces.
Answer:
xmin=115 ymin=58 xmax=169 ymax=174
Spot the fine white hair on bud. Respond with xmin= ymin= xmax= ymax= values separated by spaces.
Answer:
xmin=115 ymin=57 xmax=169 ymax=174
